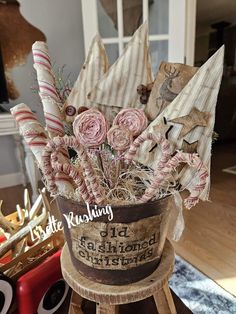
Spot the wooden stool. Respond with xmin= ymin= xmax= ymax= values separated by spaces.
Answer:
xmin=61 ymin=240 xmax=176 ymax=314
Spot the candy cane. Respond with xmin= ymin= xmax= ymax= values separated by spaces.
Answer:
xmin=42 ymin=146 xmax=93 ymax=203
xmin=11 ymin=104 xmax=73 ymax=194
xmin=32 ymin=41 xmax=64 ymax=138
xmin=141 ymin=151 xmax=208 ymax=209
xmin=52 ymin=154 xmax=94 ymax=203
xmin=54 ymin=136 xmax=105 ymax=204
xmin=125 ymin=132 xmax=172 ymax=171
xmin=42 ymin=136 xmax=105 ymax=204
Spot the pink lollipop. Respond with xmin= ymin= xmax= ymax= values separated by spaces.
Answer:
xmin=113 ymin=108 xmax=148 ymax=137
xmin=73 ymin=109 xmax=108 ymax=148
xmin=107 ymin=125 xmax=133 ymax=153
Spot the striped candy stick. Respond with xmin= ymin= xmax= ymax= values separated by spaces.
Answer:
xmin=32 ymin=42 xmax=60 ymax=102
xmin=32 ymin=41 xmax=64 ymax=138
xmin=10 ymin=104 xmax=74 ymax=194
xmin=11 ymin=103 xmax=48 ymax=165
xmin=125 ymin=132 xmax=172 ymax=171
xmin=39 ymin=96 xmax=64 ymax=137
xmin=33 ymin=42 xmax=69 ymax=175
xmin=141 ymin=151 xmax=209 ymax=209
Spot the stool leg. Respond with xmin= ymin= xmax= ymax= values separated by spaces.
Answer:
xmin=153 ymin=283 xmax=176 ymax=314
xmin=69 ymin=291 xmax=84 ymax=314
xmin=96 ymin=303 xmax=119 ymax=314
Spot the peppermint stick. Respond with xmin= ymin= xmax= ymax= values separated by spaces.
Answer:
xmin=125 ymin=132 xmax=172 ymax=171
xmin=11 ymin=103 xmax=48 ymax=165
xmin=141 ymin=151 xmax=209 ymax=209
xmin=42 ymin=136 xmax=105 ymax=204
xmin=32 ymin=41 xmax=64 ymax=138
xmin=11 ymin=104 xmax=74 ymax=194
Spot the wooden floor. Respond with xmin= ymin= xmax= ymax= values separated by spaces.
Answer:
xmin=173 ymin=142 xmax=236 ymax=296
xmin=0 ymin=142 xmax=236 ymax=297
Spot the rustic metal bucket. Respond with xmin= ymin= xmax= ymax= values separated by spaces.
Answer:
xmin=56 ymin=196 xmax=173 ymax=285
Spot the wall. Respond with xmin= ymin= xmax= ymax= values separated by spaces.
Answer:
xmin=195 ymin=34 xmax=209 ymax=66
xmin=0 ymin=0 xmax=85 ymax=185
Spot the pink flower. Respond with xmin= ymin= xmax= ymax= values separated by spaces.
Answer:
xmin=107 ymin=126 xmax=133 ymax=152
xmin=73 ymin=109 xmax=108 ymax=148
xmin=113 ymin=108 xmax=148 ymax=137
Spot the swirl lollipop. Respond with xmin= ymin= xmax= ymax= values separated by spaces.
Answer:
xmin=73 ymin=108 xmax=108 ymax=148
xmin=107 ymin=126 xmax=133 ymax=153
xmin=113 ymin=108 xmax=148 ymax=137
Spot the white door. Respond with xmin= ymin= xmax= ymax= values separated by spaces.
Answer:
xmin=81 ymin=0 xmax=196 ymax=72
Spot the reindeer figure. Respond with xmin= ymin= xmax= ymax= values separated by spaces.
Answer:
xmin=156 ymin=65 xmax=180 ymax=114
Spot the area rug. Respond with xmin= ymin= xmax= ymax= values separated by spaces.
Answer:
xmin=170 ymin=255 xmax=236 ymax=314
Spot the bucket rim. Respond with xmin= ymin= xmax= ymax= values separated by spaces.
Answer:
xmin=56 ymin=193 xmax=173 ymax=209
